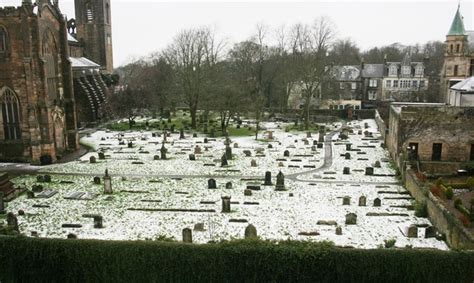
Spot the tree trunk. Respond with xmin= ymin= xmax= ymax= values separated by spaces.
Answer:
xmin=190 ymin=106 xmax=197 ymax=129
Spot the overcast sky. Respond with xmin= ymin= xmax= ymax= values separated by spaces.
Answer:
xmin=2 ymin=0 xmax=474 ymax=67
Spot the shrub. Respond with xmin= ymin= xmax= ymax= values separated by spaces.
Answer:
xmin=454 ymin=198 xmax=462 ymax=208
xmin=466 ymin=177 xmax=474 ymax=188
xmin=414 ymin=200 xmax=428 ymax=218
xmin=445 ymin=186 xmax=454 ymax=200
xmin=435 ymin=177 xmax=444 ymax=187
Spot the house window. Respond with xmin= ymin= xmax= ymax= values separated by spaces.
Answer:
xmin=393 ymin=80 xmax=399 ymax=88
xmin=432 ymin=143 xmax=442 ymax=161
xmin=409 ymin=143 xmax=419 ymax=160
xmin=450 ymin=44 xmax=453 ymax=53
xmin=368 ymin=91 xmax=377 ymax=100
xmin=369 ymin=79 xmax=377 ymax=87
xmin=1 ymin=88 xmax=21 ymax=140
xmin=0 ymin=27 xmax=6 ymax=52
xmin=420 ymin=80 xmax=425 ymax=88
xmin=402 ymin=66 xmax=411 ymax=76
xmin=415 ymin=65 xmax=423 ymax=76
xmin=351 ymin=83 xmax=357 ymax=90
xmin=471 ymin=144 xmax=474 ymax=161
xmin=386 ymin=80 xmax=391 ymax=88
xmin=454 ymin=65 xmax=458 ymax=76
xmin=412 ymin=80 xmax=418 ymax=88
xmin=389 ymin=65 xmax=397 ymax=77
xmin=339 ymin=83 xmax=344 ymax=90
xmin=456 ymin=44 xmax=460 ymax=53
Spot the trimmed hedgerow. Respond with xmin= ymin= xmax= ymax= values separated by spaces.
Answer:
xmin=0 ymin=237 xmax=473 ymax=282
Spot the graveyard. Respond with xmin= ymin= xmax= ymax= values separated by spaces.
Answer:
xmin=2 ymin=117 xmax=448 ymax=250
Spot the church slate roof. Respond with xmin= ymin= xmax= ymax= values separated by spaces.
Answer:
xmin=448 ymin=6 xmax=466 ymax=36
xmin=451 ymin=77 xmax=474 ymax=92
xmin=362 ymin=64 xmax=384 ymax=78
xmin=70 ymin=57 xmax=101 ymax=69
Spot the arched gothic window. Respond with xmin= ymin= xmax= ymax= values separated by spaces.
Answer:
xmin=1 ymin=88 xmax=21 ymax=140
xmin=43 ymin=31 xmax=58 ymax=100
xmin=0 ymin=26 xmax=7 ymax=52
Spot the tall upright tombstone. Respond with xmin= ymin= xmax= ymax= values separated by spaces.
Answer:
xmin=182 ymin=228 xmax=193 ymax=243
xmin=264 ymin=171 xmax=272 ymax=186
xmin=6 ymin=212 xmax=19 ymax=232
xmin=160 ymin=143 xmax=167 ymax=160
xmin=208 ymin=179 xmax=217 ymax=189
xmin=275 ymin=171 xmax=285 ymax=191
xmin=221 ymin=196 xmax=231 ymax=213
xmin=221 ymin=154 xmax=228 ymax=167
xmin=245 ymin=224 xmax=257 ymax=239
xmin=103 ymin=169 xmax=113 ymax=194
xmin=180 ymin=128 xmax=185 ymax=139
xmin=225 ymin=145 xmax=233 ymax=160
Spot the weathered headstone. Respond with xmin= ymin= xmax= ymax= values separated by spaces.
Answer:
xmin=343 ymin=196 xmax=351 ymax=206
xmin=27 ymin=191 xmax=35 ymax=199
xmin=336 ymin=226 xmax=343 ymax=235
xmin=244 ymin=189 xmax=252 ymax=196
xmin=189 ymin=154 xmax=196 ymax=161
xmin=268 ymin=131 xmax=273 ymax=140
xmin=373 ymin=198 xmax=381 ymax=207
xmin=264 ymin=171 xmax=272 ymax=186
xmin=307 ymin=132 xmax=312 ymax=138
xmin=407 ymin=225 xmax=418 ymax=238
xmin=358 ymin=196 xmax=367 ymax=207
xmin=278 ymin=162 xmax=284 ymax=167
xmin=160 ymin=144 xmax=167 ymax=160
xmin=225 ymin=145 xmax=233 ymax=160
xmin=89 ymin=156 xmax=96 ymax=164
xmin=93 ymin=215 xmax=103 ymax=228
xmin=345 ymin=153 xmax=351 ymax=160
xmin=317 ymin=143 xmax=323 ymax=149
xmin=221 ymin=196 xmax=231 ymax=213
xmin=98 ymin=152 xmax=105 ymax=160
xmin=225 ymin=182 xmax=233 ymax=189
xmin=243 ymin=150 xmax=252 ymax=157
xmin=193 ymin=133 xmax=198 ymax=138
xmin=245 ymin=224 xmax=257 ymax=239
xmin=275 ymin=171 xmax=285 ymax=191
xmin=208 ymin=179 xmax=217 ymax=189
xmin=180 ymin=128 xmax=185 ymax=139
xmin=6 ymin=212 xmax=19 ymax=232
xmin=283 ymin=150 xmax=290 ymax=157
xmin=44 ymin=175 xmax=51 ymax=183
xmin=204 ymin=138 xmax=208 ymax=143
xmin=303 ymin=139 xmax=309 ymax=145
xmin=128 ymin=141 xmax=133 ymax=148
xmin=93 ymin=176 xmax=101 ymax=185
xmin=374 ymin=161 xmax=381 ymax=168
xmin=194 ymin=145 xmax=202 ymax=154
xmin=233 ymin=143 xmax=239 ymax=149
xmin=425 ymin=226 xmax=437 ymax=238
xmin=251 ymin=159 xmax=257 ymax=167
xmin=154 ymin=155 xmax=160 ymax=160
xmin=318 ymin=131 xmax=325 ymax=142
xmin=343 ymin=167 xmax=350 ymax=175
xmin=268 ymin=144 xmax=273 ymax=149
xmin=365 ymin=167 xmax=374 ymax=176
xmin=67 ymin=233 xmax=78 ymax=239
xmin=311 ymin=146 xmax=317 ymax=151
xmin=345 ymin=213 xmax=357 ymax=225
xmin=221 ymin=154 xmax=228 ymax=167
xmin=103 ymin=169 xmax=113 ymax=194
xmin=182 ymin=228 xmax=192 ymax=243
xmin=346 ymin=144 xmax=352 ymax=151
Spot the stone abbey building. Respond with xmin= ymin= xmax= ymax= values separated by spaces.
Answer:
xmin=0 ymin=0 xmax=113 ymax=164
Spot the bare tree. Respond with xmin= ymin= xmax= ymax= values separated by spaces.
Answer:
xmin=163 ymin=27 xmax=225 ymax=129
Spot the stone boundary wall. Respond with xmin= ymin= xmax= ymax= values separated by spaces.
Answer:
xmin=405 ymin=170 xmax=474 ymax=249
xmin=374 ymin=110 xmax=387 ymax=142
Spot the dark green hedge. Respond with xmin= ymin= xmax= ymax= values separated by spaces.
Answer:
xmin=0 ymin=237 xmax=473 ymax=282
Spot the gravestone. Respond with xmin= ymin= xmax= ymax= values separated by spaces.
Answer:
xmin=364 ymin=122 xmax=369 ymax=129
xmin=311 ymin=146 xmax=317 ymax=151
xmin=160 ymin=144 xmax=167 ymax=160
xmin=128 ymin=141 xmax=133 ymax=148
xmin=275 ymin=171 xmax=285 ymax=191
xmin=244 ymin=189 xmax=252 ymax=196
xmin=32 ymin=185 xmax=43 ymax=193
xmin=343 ymin=167 xmax=350 ymax=175
xmin=313 ymin=140 xmax=318 ymax=146
xmin=307 ymin=132 xmax=312 ymax=138
xmin=18 ymin=210 xmax=25 ymax=216
xmin=89 ymin=156 xmax=96 ymax=164
xmin=407 ymin=225 xmax=418 ymax=238
xmin=365 ymin=167 xmax=374 ymax=176
xmin=318 ymin=131 xmax=325 ymax=142
xmin=374 ymin=161 xmax=381 ymax=168
xmin=225 ymin=145 xmax=233 ymax=160
xmin=243 ymin=150 xmax=252 ymax=157
xmin=345 ymin=153 xmax=351 ymax=160
xmin=98 ymin=152 xmax=105 ymax=160
xmin=182 ymin=228 xmax=192 ymax=243
xmin=336 ymin=226 xmax=342 ymax=235
xmin=67 ymin=233 xmax=78 ymax=239
xmin=268 ymin=144 xmax=273 ymax=149
xmin=154 ymin=155 xmax=160 ymax=160
xmin=373 ymin=198 xmax=381 ymax=207
xmin=245 ymin=224 xmax=257 ymax=239
xmin=93 ymin=176 xmax=101 ymax=185
xmin=303 ymin=140 xmax=309 ymax=145
xmin=204 ymin=138 xmax=208 ymax=144
xmin=103 ymin=169 xmax=113 ymax=194
xmin=194 ymin=146 xmax=202 ymax=154
xmin=283 ymin=150 xmax=290 ymax=157
xmin=346 ymin=144 xmax=352 ymax=151
xmin=194 ymin=223 xmax=205 ymax=231
xmin=27 ymin=191 xmax=35 ymax=199
xmin=0 ymin=192 xmax=4 ymax=213
xmin=225 ymin=182 xmax=233 ymax=189
xmin=193 ymin=133 xmax=198 ymax=138
xmin=345 ymin=213 xmax=357 ymax=225
xmin=44 ymin=175 xmax=51 ymax=183
xmin=189 ymin=154 xmax=196 ymax=161
xmin=425 ymin=226 xmax=437 ymax=238
xmin=221 ymin=154 xmax=228 ymax=167
xmin=343 ymin=196 xmax=351 ymax=206
xmin=251 ymin=159 xmax=257 ymax=167
xmin=278 ymin=162 xmax=284 ymax=167
xmin=233 ymin=143 xmax=239 ymax=149
xmin=268 ymin=131 xmax=273 ymax=140
xmin=93 ymin=215 xmax=103 ymax=228
xmin=317 ymin=143 xmax=323 ymax=149
xmin=208 ymin=179 xmax=217 ymax=189
xmin=6 ymin=212 xmax=19 ymax=232
xmin=180 ymin=128 xmax=185 ymax=139
xmin=358 ymin=196 xmax=367 ymax=207
xmin=264 ymin=171 xmax=272 ymax=186
xmin=221 ymin=196 xmax=231 ymax=213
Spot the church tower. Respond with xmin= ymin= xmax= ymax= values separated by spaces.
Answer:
xmin=441 ymin=4 xmax=472 ymax=102
xmin=74 ymin=0 xmax=113 ymax=73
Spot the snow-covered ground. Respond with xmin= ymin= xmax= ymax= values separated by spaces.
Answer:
xmin=2 ymin=119 xmax=449 ymax=250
